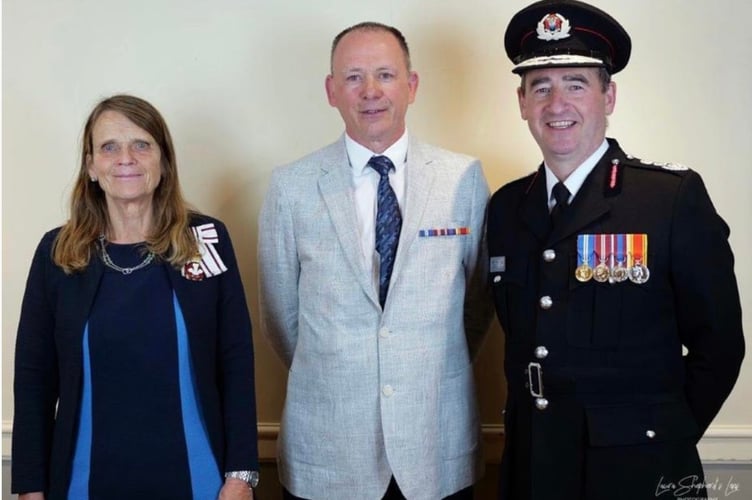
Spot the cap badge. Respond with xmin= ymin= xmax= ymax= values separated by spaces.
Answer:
xmin=537 ymin=13 xmax=571 ymax=41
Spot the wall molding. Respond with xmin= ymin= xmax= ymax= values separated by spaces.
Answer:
xmin=5 ymin=421 xmax=751 ymax=463
xmin=2 ymin=422 xmax=11 ymax=462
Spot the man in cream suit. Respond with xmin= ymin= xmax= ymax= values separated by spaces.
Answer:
xmin=259 ymin=22 xmax=492 ymax=500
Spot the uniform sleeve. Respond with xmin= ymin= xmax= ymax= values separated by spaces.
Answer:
xmin=12 ymin=232 xmax=59 ymax=494
xmin=462 ymin=160 xmax=494 ymax=360
xmin=670 ymin=171 xmax=745 ymax=435
xmin=213 ymin=221 xmax=260 ymax=471
xmin=257 ymin=170 xmax=300 ymax=369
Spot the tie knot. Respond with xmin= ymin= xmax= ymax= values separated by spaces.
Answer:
xmin=552 ymin=182 xmax=571 ymax=208
xmin=368 ymin=155 xmax=395 ymax=177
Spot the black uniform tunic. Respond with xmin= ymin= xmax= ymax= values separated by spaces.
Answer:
xmin=487 ymin=139 xmax=744 ymax=500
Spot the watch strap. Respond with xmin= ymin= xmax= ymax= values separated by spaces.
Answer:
xmin=224 ymin=470 xmax=259 ymax=488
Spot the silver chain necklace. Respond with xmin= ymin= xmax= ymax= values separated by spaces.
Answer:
xmin=98 ymin=235 xmax=155 ymax=275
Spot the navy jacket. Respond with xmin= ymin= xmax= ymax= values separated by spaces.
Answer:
xmin=12 ymin=214 xmax=259 ymax=498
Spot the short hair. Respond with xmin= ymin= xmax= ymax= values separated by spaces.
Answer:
xmin=519 ymin=67 xmax=612 ymax=95
xmin=330 ymin=22 xmax=412 ymax=72
xmin=53 ymin=94 xmax=198 ymax=273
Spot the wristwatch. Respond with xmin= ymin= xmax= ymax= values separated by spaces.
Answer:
xmin=225 ymin=470 xmax=260 ymax=488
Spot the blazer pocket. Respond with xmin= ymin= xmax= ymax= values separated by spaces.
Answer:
xmin=586 ymin=399 xmax=700 ymax=447
xmin=439 ymin=364 xmax=480 ymax=458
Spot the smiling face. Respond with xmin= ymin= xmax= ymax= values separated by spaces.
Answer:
xmin=325 ymin=28 xmax=419 ymax=153
xmin=518 ymin=66 xmax=616 ymax=176
xmin=87 ymin=110 xmax=162 ymax=209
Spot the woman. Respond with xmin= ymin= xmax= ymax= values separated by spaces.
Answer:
xmin=12 ymin=95 xmax=259 ymax=500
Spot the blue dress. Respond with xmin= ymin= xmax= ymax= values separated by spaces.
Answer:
xmin=68 ymin=243 xmax=221 ymax=500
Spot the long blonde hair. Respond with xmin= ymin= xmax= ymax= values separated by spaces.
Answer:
xmin=53 ymin=94 xmax=198 ymax=273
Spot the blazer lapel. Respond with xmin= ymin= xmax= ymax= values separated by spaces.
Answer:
xmin=390 ymin=140 xmax=436 ymax=282
xmin=62 ymin=256 xmax=105 ymax=338
xmin=318 ymin=139 xmax=380 ymax=306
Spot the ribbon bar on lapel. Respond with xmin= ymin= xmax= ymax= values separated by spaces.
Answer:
xmin=419 ymin=227 xmax=471 ymax=237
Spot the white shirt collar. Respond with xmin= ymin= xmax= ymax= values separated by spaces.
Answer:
xmin=545 ymin=139 xmax=609 ymax=209
xmin=345 ymin=131 xmax=409 ymax=175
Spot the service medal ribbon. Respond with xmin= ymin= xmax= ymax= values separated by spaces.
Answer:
xmin=579 ymin=233 xmax=648 ymax=285
xmin=627 ymin=233 xmax=650 ymax=284
xmin=610 ymin=234 xmax=629 ymax=283
xmin=418 ymin=226 xmax=470 ymax=237
xmin=575 ymin=234 xmax=595 ymax=282
xmin=593 ymin=234 xmax=610 ymax=283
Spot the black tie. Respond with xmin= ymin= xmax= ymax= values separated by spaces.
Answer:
xmin=369 ymin=155 xmax=402 ymax=307
xmin=550 ymin=181 xmax=571 ymax=227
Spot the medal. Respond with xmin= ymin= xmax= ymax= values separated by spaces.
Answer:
xmin=592 ymin=234 xmax=610 ymax=282
xmin=183 ymin=257 xmax=205 ymax=281
xmin=611 ymin=262 xmax=629 ymax=282
xmin=627 ymin=233 xmax=650 ymax=284
xmin=178 ymin=223 xmax=229 ymax=281
xmin=576 ymin=264 xmax=594 ymax=282
xmin=576 ymin=234 xmax=595 ymax=282
xmin=593 ymin=261 xmax=610 ymax=282
xmin=629 ymin=260 xmax=650 ymax=284
xmin=610 ymin=234 xmax=628 ymax=283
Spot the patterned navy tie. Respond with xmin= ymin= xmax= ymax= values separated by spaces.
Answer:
xmin=369 ymin=155 xmax=402 ymax=307
xmin=550 ymin=181 xmax=571 ymax=227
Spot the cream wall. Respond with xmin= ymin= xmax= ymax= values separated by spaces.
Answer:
xmin=3 ymin=0 xmax=751 ymax=465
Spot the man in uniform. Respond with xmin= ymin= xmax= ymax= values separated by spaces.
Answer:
xmin=488 ymin=1 xmax=745 ymax=499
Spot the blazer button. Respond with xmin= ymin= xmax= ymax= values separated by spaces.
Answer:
xmin=646 ymin=430 xmax=656 ymax=439
xmin=534 ymin=346 xmax=549 ymax=359
xmin=382 ymin=385 xmax=395 ymax=397
xmin=539 ymin=296 xmax=553 ymax=309
xmin=542 ymin=249 xmax=556 ymax=262
xmin=535 ymin=398 xmax=549 ymax=410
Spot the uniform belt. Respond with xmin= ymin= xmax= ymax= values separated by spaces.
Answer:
xmin=524 ymin=362 xmax=582 ymax=398
xmin=507 ymin=362 xmax=681 ymax=399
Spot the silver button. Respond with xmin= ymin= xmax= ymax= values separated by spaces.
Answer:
xmin=382 ymin=385 xmax=394 ymax=397
xmin=535 ymin=397 xmax=549 ymax=410
xmin=646 ymin=430 xmax=656 ymax=439
xmin=379 ymin=327 xmax=390 ymax=339
xmin=534 ymin=346 xmax=549 ymax=359
xmin=493 ymin=275 xmax=502 ymax=283
xmin=542 ymin=249 xmax=556 ymax=262
xmin=539 ymin=296 xmax=553 ymax=309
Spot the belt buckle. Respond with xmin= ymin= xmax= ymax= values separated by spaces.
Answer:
xmin=527 ymin=362 xmax=544 ymax=398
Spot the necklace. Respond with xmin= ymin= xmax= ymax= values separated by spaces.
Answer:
xmin=98 ymin=235 xmax=155 ymax=275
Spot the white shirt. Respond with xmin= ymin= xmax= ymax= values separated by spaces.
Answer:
xmin=545 ymin=139 xmax=609 ymax=211
xmin=346 ymin=131 xmax=408 ymax=286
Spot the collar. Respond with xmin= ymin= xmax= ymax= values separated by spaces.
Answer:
xmin=345 ymin=131 xmax=409 ymax=176
xmin=544 ymin=139 xmax=609 ymax=208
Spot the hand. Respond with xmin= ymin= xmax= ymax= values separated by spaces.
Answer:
xmin=218 ymin=478 xmax=253 ymax=500
xmin=19 ymin=493 xmax=45 ymax=500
